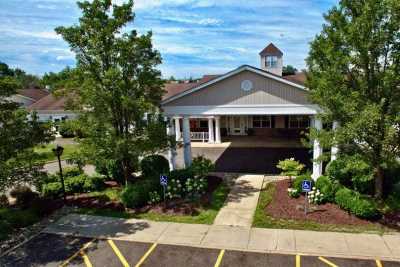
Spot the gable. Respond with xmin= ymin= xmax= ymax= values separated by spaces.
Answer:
xmin=163 ymin=70 xmax=311 ymax=107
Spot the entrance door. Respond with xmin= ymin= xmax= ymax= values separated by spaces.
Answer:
xmin=229 ymin=116 xmax=246 ymax=135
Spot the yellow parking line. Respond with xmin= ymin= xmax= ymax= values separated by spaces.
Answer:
xmin=296 ymin=254 xmax=301 ymax=267
xmin=80 ymin=251 xmax=93 ymax=267
xmin=59 ymin=239 xmax=95 ymax=267
xmin=376 ymin=259 xmax=383 ymax=267
xmin=135 ymin=243 xmax=158 ymax=267
xmin=108 ymin=240 xmax=130 ymax=267
xmin=318 ymin=256 xmax=338 ymax=267
xmin=214 ymin=249 xmax=225 ymax=267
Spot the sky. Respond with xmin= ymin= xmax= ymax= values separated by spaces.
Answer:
xmin=0 ymin=0 xmax=338 ymax=79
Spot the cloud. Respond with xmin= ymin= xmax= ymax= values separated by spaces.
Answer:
xmin=0 ymin=29 xmax=60 ymax=40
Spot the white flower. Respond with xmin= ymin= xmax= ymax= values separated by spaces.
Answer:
xmin=312 ymin=187 xmax=316 ymax=190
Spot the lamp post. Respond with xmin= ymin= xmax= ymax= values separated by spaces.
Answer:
xmin=52 ymin=145 xmax=66 ymax=203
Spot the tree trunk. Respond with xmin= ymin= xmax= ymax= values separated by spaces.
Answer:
xmin=374 ymin=166 xmax=384 ymax=199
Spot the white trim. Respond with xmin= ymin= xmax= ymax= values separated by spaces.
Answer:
xmin=163 ymin=104 xmax=320 ymax=116
xmin=161 ymin=65 xmax=307 ymax=105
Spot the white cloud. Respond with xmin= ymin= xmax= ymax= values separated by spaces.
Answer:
xmin=0 ymin=29 xmax=60 ymax=40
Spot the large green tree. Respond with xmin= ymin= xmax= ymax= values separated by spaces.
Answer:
xmin=55 ymin=0 xmax=169 ymax=184
xmin=307 ymin=0 xmax=400 ymax=198
xmin=0 ymin=76 xmax=53 ymax=192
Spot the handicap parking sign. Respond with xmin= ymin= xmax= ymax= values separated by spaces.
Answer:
xmin=301 ymin=180 xmax=312 ymax=192
xmin=160 ymin=175 xmax=168 ymax=186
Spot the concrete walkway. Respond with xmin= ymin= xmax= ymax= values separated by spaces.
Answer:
xmin=44 ymin=214 xmax=400 ymax=261
xmin=213 ymin=174 xmax=264 ymax=227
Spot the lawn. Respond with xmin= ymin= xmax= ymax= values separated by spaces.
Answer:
xmin=78 ymin=182 xmax=230 ymax=225
xmin=34 ymin=142 xmax=80 ymax=163
xmin=253 ymin=182 xmax=391 ymax=234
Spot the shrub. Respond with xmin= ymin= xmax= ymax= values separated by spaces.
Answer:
xmin=83 ymin=175 xmax=105 ymax=192
xmin=168 ymin=168 xmax=194 ymax=183
xmin=191 ymin=156 xmax=215 ymax=178
xmin=140 ymin=155 xmax=170 ymax=178
xmin=61 ymin=166 xmax=83 ymax=178
xmin=10 ymin=186 xmax=39 ymax=208
xmin=335 ymin=188 xmax=379 ymax=219
xmin=0 ymin=195 xmax=9 ymax=208
xmin=184 ymin=177 xmax=207 ymax=200
xmin=277 ymin=158 xmax=305 ymax=178
xmin=315 ymin=175 xmax=339 ymax=202
xmin=65 ymin=174 xmax=87 ymax=193
xmin=308 ymin=188 xmax=324 ymax=204
xmin=0 ymin=220 xmax=12 ymax=241
xmin=42 ymin=182 xmax=63 ymax=198
xmin=326 ymin=159 xmax=348 ymax=185
xmin=166 ymin=179 xmax=183 ymax=199
xmin=58 ymin=120 xmax=75 ymax=138
xmin=148 ymin=191 xmax=161 ymax=205
xmin=121 ymin=181 xmax=153 ymax=208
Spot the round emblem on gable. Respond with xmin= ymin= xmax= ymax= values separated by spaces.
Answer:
xmin=241 ymin=80 xmax=253 ymax=91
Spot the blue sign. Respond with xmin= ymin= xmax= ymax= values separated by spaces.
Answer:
xmin=301 ymin=180 xmax=312 ymax=192
xmin=160 ymin=175 xmax=168 ymax=186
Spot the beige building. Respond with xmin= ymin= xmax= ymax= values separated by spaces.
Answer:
xmin=161 ymin=43 xmax=337 ymax=179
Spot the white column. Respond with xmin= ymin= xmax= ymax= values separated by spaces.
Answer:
xmin=174 ymin=117 xmax=181 ymax=141
xmin=312 ymin=117 xmax=323 ymax=180
xmin=182 ymin=116 xmax=192 ymax=167
xmin=331 ymin=121 xmax=339 ymax=161
xmin=166 ymin=118 xmax=177 ymax=171
xmin=215 ymin=116 xmax=221 ymax=144
xmin=208 ymin=117 xmax=215 ymax=143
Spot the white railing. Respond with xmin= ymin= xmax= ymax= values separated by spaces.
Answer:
xmin=190 ymin=131 xmax=209 ymax=142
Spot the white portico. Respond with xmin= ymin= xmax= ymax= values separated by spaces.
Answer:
xmin=162 ymin=44 xmax=334 ymax=180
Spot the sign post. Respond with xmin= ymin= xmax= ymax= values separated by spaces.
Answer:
xmin=301 ymin=180 xmax=312 ymax=215
xmin=160 ymin=175 xmax=168 ymax=206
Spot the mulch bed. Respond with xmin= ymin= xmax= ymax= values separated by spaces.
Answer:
xmin=137 ymin=176 xmax=223 ymax=216
xmin=266 ymin=179 xmax=374 ymax=226
xmin=65 ymin=176 xmax=223 ymax=216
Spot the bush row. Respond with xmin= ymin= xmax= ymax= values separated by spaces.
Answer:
xmin=42 ymin=174 xmax=105 ymax=197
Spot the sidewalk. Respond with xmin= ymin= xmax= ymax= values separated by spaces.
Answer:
xmin=214 ymin=174 xmax=264 ymax=227
xmin=44 ymin=214 xmax=400 ymax=261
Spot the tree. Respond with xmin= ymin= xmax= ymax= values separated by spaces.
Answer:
xmin=306 ymin=0 xmax=400 ymax=198
xmin=282 ymin=65 xmax=297 ymax=76
xmin=55 ymin=0 xmax=170 ymax=185
xmin=0 ymin=76 xmax=54 ymax=192
xmin=0 ymin=61 xmax=41 ymax=88
xmin=41 ymin=66 xmax=77 ymax=91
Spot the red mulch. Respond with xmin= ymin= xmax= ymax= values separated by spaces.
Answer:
xmin=266 ymin=179 xmax=374 ymax=226
xmin=136 ymin=176 xmax=223 ymax=216
xmin=66 ymin=194 xmax=125 ymax=211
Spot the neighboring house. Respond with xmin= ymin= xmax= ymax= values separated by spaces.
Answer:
xmin=27 ymin=93 xmax=77 ymax=122
xmin=10 ymin=88 xmax=49 ymax=107
xmin=161 ymin=43 xmax=335 ymax=180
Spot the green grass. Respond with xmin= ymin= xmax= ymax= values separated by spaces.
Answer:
xmin=78 ymin=182 xmax=230 ymax=225
xmin=0 ymin=207 xmax=41 ymax=241
xmin=253 ymin=182 xmax=391 ymax=234
xmin=34 ymin=143 xmax=80 ymax=163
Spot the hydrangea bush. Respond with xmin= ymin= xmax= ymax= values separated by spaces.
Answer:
xmin=307 ymin=187 xmax=324 ymax=204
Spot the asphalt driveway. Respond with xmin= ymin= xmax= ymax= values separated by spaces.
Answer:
xmin=174 ymin=147 xmax=312 ymax=174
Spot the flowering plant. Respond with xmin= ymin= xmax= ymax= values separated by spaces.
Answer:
xmin=166 ymin=179 xmax=183 ymax=199
xmin=148 ymin=191 xmax=161 ymax=205
xmin=307 ymin=187 xmax=324 ymax=204
xmin=287 ymin=187 xmax=300 ymax=198
xmin=184 ymin=177 xmax=207 ymax=200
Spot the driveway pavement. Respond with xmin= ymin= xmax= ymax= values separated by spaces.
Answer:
xmin=173 ymin=147 xmax=312 ymax=174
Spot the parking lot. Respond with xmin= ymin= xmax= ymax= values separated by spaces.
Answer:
xmin=1 ymin=233 xmax=399 ymax=267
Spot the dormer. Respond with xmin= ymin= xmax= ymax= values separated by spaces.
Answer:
xmin=259 ymin=43 xmax=283 ymax=76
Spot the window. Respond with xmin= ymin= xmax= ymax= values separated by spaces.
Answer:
xmin=265 ymin=56 xmax=278 ymax=68
xmin=199 ymin=120 xmax=208 ymax=128
xmin=289 ymin=115 xmax=310 ymax=128
xmin=253 ymin=116 xmax=272 ymax=128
